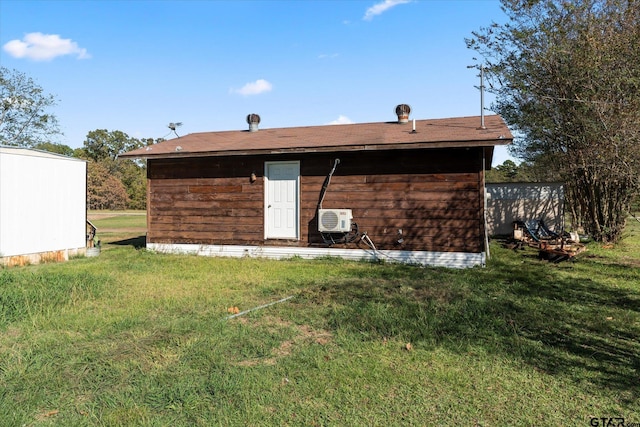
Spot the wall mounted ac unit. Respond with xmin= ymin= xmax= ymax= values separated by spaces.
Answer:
xmin=318 ymin=209 xmax=353 ymax=233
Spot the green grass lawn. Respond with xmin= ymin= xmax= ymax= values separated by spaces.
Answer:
xmin=88 ymin=210 xmax=147 ymax=249
xmin=1 ymin=213 xmax=639 ymax=426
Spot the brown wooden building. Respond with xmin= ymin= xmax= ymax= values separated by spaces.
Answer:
xmin=120 ymin=110 xmax=512 ymax=268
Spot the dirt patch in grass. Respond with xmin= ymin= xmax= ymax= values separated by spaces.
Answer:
xmin=585 ymin=253 xmax=640 ymax=268
xmin=619 ymin=256 xmax=640 ymax=268
xmin=412 ymin=284 xmax=463 ymax=304
xmin=88 ymin=212 xmax=146 ymax=219
xmin=3 ymin=326 xmax=22 ymax=339
xmin=234 ymin=316 xmax=333 ymax=367
xmin=98 ymin=228 xmax=147 ymax=233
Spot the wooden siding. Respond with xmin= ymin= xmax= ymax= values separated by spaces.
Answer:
xmin=146 ymin=148 xmax=485 ymax=253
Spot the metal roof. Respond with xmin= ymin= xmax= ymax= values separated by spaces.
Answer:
xmin=0 ymin=146 xmax=86 ymax=162
xmin=120 ymin=114 xmax=512 ymax=159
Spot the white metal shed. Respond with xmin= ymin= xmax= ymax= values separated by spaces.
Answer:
xmin=0 ymin=146 xmax=87 ymax=266
xmin=485 ymin=182 xmax=565 ymax=236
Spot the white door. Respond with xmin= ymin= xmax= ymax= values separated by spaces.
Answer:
xmin=265 ymin=161 xmax=300 ymax=239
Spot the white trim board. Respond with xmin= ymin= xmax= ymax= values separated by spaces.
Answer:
xmin=146 ymin=243 xmax=486 ymax=269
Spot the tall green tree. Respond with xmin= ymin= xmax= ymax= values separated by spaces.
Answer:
xmin=486 ymin=160 xmax=520 ymax=182
xmin=118 ymin=160 xmax=148 ymax=210
xmin=486 ymin=159 xmax=555 ymax=183
xmin=33 ymin=142 xmax=74 ymax=157
xmin=0 ymin=67 xmax=61 ymax=147
xmin=468 ymin=0 xmax=640 ymax=242
xmin=83 ymin=129 xmax=145 ymax=163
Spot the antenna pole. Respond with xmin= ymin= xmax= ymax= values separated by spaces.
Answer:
xmin=479 ymin=65 xmax=486 ymax=129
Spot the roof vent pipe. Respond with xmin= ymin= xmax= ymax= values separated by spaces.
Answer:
xmin=247 ymin=114 xmax=261 ymax=132
xmin=395 ymin=104 xmax=411 ymax=123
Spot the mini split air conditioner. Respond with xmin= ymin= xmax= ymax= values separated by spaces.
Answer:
xmin=318 ymin=209 xmax=353 ymax=233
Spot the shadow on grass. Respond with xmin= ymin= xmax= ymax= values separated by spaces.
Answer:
xmin=492 ymin=268 xmax=640 ymax=397
xmin=299 ymin=255 xmax=640 ymax=403
xmin=109 ymin=235 xmax=147 ymax=250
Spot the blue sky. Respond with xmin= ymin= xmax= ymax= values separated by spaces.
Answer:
xmin=0 ymin=0 xmax=516 ymax=165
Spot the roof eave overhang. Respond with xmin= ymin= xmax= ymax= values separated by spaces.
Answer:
xmin=119 ymin=138 xmax=513 ymax=160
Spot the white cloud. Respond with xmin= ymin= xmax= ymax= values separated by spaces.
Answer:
xmin=363 ymin=0 xmax=411 ymax=21
xmin=231 ymin=79 xmax=273 ymax=96
xmin=327 ymin=115 xmax=354 ymax=125
xmin=3 ymin=32 xmax=90 ymax=61
xmin=318 ymin=53 xmax=339 ymax=59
